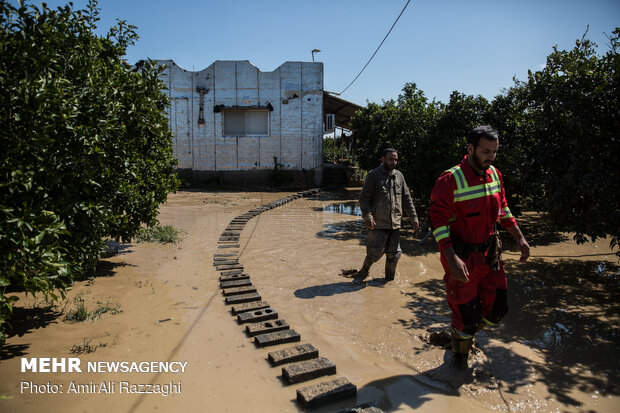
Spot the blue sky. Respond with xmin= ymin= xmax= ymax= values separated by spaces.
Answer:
xmin=15 ymin=0 xmax=620 ymax=105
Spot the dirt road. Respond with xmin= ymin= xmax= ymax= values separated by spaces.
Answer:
xmin=1 ymin=189 xmax=618 ymax=412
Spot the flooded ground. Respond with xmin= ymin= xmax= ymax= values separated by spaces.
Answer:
xmin=1 ymin=189 xmax=618 ymax=412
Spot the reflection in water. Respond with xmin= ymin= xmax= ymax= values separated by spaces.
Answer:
xmin=322 ymin=202 xmax=362 ymax=217
xmin=317 ymin=220 xmax=365 ymax=241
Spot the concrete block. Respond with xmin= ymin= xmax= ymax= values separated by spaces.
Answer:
xmin=230 ymin=300 xmax=269 ymax=315
xmin=213 ymin=256 xmax=238 ymax=261
xmin=245 ymin=319 xmax=289 ymax=337
xmin=219 ymin=269 xmax=244 ymax=276
xmin=254 ymin=329 xmax=300 ymax=347
xmin=219 ymin=273 xmax=249 ymax=282
xmin=296 ymin=377 xmax=357 ymax=409
xmin=222 ymin=286 xmax=257 ymax=296
xmin=219 ymin=237 xmax=240 ymax=242
xmin=220 ymin=279 xmax=252 ymax=289
xmin=216 ymin=264 xmax=244 ymax=271
xmin=268 ymin=343 xmax=318 ymax=366
xmin=225 ymin=292 xmax=261 ymax=305
xmin=237 ymin=307 xmax=277 ymax=323
xmin=283 ymin=357 xmax=336 ymax=384
xmin=213 ymin=260 xmax=239 ymax=266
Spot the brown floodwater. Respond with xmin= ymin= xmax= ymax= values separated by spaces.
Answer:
xmin=1 ymin=189 xmax=618 ymax=413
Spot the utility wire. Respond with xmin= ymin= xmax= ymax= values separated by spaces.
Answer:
xmin=339 ymin=0 xmax=412 ymax=96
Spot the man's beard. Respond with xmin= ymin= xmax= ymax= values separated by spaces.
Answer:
xmin=472 ymin=151 xmax=491 ymax=171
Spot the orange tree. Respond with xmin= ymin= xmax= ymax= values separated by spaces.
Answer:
xmin=352 ymin=29 xmax=619 ymax=251
xmin=0 ymin=0 xmax=178 ymax=344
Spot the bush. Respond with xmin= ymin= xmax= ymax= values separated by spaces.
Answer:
xmin=0 ymin=0 xmax=179 ymax=345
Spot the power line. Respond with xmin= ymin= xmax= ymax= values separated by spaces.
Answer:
xmin=339 ymin=0 xmax=412 ymax=96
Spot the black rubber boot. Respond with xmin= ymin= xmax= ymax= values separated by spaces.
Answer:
xmin=354 ymin=256 xmax=374 ymax=281
xmin=384 ymin=257 xmax=399 ymax=281
xmin=451 ymin=334 xmax=473 ymax=369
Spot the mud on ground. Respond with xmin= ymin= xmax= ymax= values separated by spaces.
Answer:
xmin=1 ymin=189 xmax=618 ymax=413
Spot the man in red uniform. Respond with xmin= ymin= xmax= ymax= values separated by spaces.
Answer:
xmin=429 ymin=125 xmax=530 ymax=369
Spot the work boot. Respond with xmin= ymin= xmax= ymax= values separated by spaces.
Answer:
xmin=451 ymin=334 xmax=473 ymax=369
xmin=384 ymin=257 xmax=399 ymax=281
xmin=353 ymin=256 xmax=374 ymax=282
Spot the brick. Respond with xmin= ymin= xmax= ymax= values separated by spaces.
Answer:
xmin=213 ymin=256 xmax=238 ymax=261
xmin=296 ymin=377 xmax=357 ymax=409
xmin=225 ymin=292 xmax=261 ymax=305
xmin=219 ymin=269 xmax=244 ymax=276
xmin=282 ymin=357 xmax=336 ymax=384
xmin=213 ymin=260 xmax=239 ymax=266
xmin=221 ymin=231 xmax=241 ymax=236
xmin=216 ymin=264 xmax=244 ymax=271
xmin=219 ymin=273 xmax=249 ymax=282
xmin=220 ymin=279 xmax=252 ymax=289
xmin=254 ymin=329 xmax=300 ymax=347
xmin=222 ymin=286 xmax=257 ymax=296
xmin=230 ymin=300 xmax=269 ymax=315
xmin=245 ymin=319 xmax=289 ymax=337
xmin=237 ymin=307 xmax=277 ymax=323
xmin=268 ymin=343 xmax=318 ymax=366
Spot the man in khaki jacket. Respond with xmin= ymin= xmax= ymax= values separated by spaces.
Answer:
xmin=356 ymin=148 xmax=419 ymax=282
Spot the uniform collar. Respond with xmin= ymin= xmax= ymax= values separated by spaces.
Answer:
xmin=461 ymin=155 xmax=493 ymax=180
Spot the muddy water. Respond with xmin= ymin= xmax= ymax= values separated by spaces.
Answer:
xmin=1 ymin=189 xmax=618 ymax=413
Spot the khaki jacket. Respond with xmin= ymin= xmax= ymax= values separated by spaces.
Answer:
xmin=359 ymin=165 xmax=418 ymax=230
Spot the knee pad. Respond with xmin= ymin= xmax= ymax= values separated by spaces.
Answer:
xmin=486 ymin=289 xmax=508 ymax=324
xmin=458 ymin=297 xmax=482 ymax=336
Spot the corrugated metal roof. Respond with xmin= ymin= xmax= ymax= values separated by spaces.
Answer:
xmin=323 ymin=92 xmax=363 ymax=130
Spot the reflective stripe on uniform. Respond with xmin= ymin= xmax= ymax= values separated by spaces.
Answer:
xmin=432 ymin=225 xmax=450 ymax=242
xmin=445 ymin=164 xmax=501 ymax=203
xmin=500 ymin=206 xmax=513 ymax=220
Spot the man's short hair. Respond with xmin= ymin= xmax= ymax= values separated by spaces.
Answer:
xmin=382 ymin=148 xmax=398 ymax=157
xmin=467 ymin=126 xmax=499 ymax=147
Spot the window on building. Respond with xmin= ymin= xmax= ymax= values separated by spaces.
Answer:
xmin=223 ymin=110 xmax=269 ymax=136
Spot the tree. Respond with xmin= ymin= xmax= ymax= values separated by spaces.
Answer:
xmin=505 ymin=28 xmax=620 ymax=246
xmin=0 ymin=0 xmax=179 ymax=344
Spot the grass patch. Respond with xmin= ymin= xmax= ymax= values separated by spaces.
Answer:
xmin=64 ymin=296 xmax=122 ymax=322
xmin=134 ymin=224 xmax=182 ymax=244
xmin=69 ymin=338 xmax=107 ymax=355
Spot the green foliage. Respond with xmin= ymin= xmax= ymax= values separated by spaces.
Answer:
xmin=352 ymin=83 xmax=490 ymax=214
xmin=353 ymin=29 xmax=619 ymax=251
xmin=323 ymin=135 xmax=352 ymax=163
xmin=511 ymin=28 xmax=620 ymax=246
xmin=0 ymin=0 xmax=179 ymax=343
xmin=134 ymin=224 xmax=182 ymax=244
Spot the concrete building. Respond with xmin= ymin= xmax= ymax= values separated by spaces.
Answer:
xmin=158 ymin=60 xmax=329 ymax=187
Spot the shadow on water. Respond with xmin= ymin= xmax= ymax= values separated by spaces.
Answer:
xmin=1 ymin=255 xmax=134 ymax=360
xmin=2 ymin=305 xmax=62 ymax=354
xmin=316 ymin=219 xmax=366 ymax=243
xmin=400 ymin=256 xmax=620 ymax=408
xmin=294 ymin=279 xmax=391 ymax=299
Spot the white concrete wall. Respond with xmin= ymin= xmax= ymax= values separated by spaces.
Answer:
xmin=159 ymin=60 xmax=324 ymax=172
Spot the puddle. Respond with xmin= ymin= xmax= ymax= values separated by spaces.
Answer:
xmin=322 ymin=202 xmax=362 ymax=217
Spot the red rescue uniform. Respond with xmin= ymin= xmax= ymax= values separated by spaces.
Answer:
xmin=429 ymin=156 xmax=517 ymax=335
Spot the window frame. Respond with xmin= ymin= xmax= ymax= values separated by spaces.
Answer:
xmin=222 ymin=109 xmax=270 ymax=137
